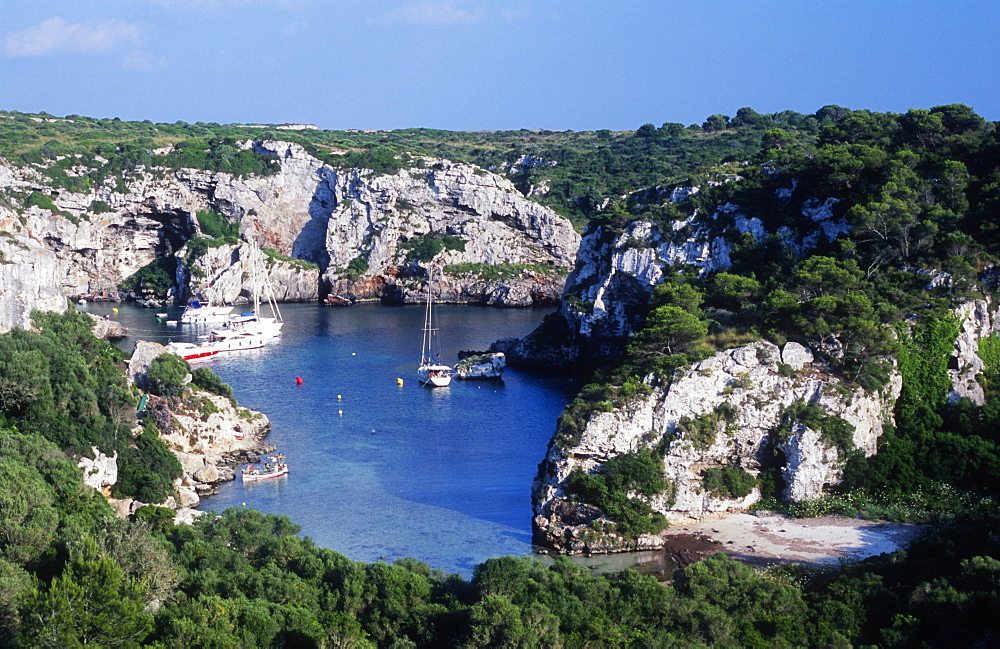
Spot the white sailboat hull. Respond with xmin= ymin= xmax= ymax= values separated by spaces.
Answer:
xmin=418 ymin=364 xmax=453 ymax=387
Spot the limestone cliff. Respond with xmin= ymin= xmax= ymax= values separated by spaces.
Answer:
xmin=318 ymin=157 xmax=578 ymax=305
xmin=497 ymin=187 xmax=846 ymax=367
xmin=0 ymin=233 xmax=68 ymax=333
xmin=0 ymin=141 xmax=578 ymax=325
xmin=533 ymin=340 xmax=902 ymax=554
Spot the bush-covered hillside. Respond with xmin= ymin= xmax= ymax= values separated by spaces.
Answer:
xmin=3 ymin=105 xmax=1000 ymax=646
xmin=550 ymin=104 xmax=1000 ymax=541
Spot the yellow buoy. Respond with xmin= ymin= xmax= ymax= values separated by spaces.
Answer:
xmin=112 ymin=308 xmax=118 ymax=314
xmin=337 ymin=394 xmax=342 ymax=400
xmin=396 ymin=378 xmax=404 ymax=386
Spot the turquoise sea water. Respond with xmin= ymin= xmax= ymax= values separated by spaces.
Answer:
xmin=92 ymin=301 xmax=580 ymax=576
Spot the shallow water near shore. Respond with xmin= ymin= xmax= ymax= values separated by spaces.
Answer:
xmin=93 ymin=301 xmax=582 ymax=576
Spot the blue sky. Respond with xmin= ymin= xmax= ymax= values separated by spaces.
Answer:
xmin=1 ymin=1 xmax=997 ymax=131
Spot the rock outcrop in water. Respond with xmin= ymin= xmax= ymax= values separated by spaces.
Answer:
xmin=454 ymin=352 xmax=506 ymax=380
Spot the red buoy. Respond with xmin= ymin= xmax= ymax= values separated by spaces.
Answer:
xmin=295 ymin=376 xmax=303 ymax=385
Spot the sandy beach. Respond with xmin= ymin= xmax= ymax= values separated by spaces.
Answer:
xmin=655 ymin=511 xmax=925 ymax=571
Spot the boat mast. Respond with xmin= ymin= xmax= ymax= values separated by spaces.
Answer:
xmin=421 ymin=276 xmax=434 ymax=365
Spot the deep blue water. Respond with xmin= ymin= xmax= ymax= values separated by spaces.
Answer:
xmin=90 ymin=301 xmax=580 ymax=576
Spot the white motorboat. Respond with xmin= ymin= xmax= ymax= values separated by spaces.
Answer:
xmin=165 ymin=340 xmax=220 ymax=362
xmin=179 ymin=300 xmax=233 ymax=324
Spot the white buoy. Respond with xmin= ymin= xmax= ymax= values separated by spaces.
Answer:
xmin=338 ymin=410 xmax=343 ymax=415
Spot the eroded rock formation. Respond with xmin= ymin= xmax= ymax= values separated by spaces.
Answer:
xmin=533 ymin=340 xmax=902 ymax=554
xmin=0 ymin=141 xmax=579 ymax=333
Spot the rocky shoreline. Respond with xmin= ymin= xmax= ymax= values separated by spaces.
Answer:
xmin=75 ymin=339 xmax=281 ymax=523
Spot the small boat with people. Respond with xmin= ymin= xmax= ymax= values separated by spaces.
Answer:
xmin=242 ymin=455 xmax=289 ymax=482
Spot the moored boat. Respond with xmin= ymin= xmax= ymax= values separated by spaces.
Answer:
xmin=417 ymin=269 xmax=452 ymax=387
xmin=242 ymin=455 xmax=288 ymax=482
xmin=180 ymin=299 xmax=233 ymax=324
xmin=165 ymin=341 xmax=221 ymax=362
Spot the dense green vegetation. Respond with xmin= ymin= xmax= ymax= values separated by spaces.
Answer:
xmin=565 ymin=448 xmax=674 ymax=538
xmin=399 ymin=233 xmax=467 ymax=263
xmin=118 ymin=257 xmax=177 ymax=296
xmin=194 ymin=208 xmax=239 ymax=242
xmin=0 ymin=310 xmax=181 ymax=505
xmin=443 ymin=262 xmax=568 ymax=281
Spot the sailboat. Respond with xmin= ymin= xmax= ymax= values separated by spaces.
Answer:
xmin=167 ymin=241 xmax=283 ymax=360
xmin=213 ymin=241 xmax=283 ymax=344
xmin=417 ymin=270 xmax=452 ymax=387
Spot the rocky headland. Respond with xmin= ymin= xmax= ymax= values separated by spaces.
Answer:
xmin=78 ymin=340 xmax=275 ymax=523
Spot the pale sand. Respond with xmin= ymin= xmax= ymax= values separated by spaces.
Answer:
xmin=663 ymin=511 xmax=925 ymax=568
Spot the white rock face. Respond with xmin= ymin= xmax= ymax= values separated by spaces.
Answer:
xmin=0 ymin=142 xmax=577 ymax=314
xmin=533 ymin=340 xmax=902 ymax=554
xmin=320 ymin=159 xmax=579 ymax=304
xmin=182 ymin=240 xmax=319 ymax=306
xmin=0 ymin=234 xmax=69 ymax=333
xmin=947 ymin=299 xmax=1000 ymax=404
xmin=77 ymin=447 xmax=118 ymax=492
xmin=161 ymin=392 xmax=271 ymax=486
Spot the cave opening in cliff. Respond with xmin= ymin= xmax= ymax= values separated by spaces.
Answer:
xmin=757 ymin=443 xmax=790 ymax=502
xmin=145 ymin=210 xmax=197 ymax=257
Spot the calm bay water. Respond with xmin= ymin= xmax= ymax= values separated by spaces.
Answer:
xmin=91 ymin=301 xmax=581 ymax=576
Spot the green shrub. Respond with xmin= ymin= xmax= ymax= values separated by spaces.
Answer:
xmin=677 ymin=404 xmax=738 ymax=450
xmin=113 ymin=424 xmax=182 ymax=503
xmin=400 ymin=234 xmax=444 ymax=262
xmin=444 ymin=262 xmax=566 ymax=281
xmin=262 ymin=247 xmax=319 ymax=271
xmin=88 ymin=200 xmax=111 ymax=214
xmin=119 ymin=257 xmax=177 ymax=295
xmin=195 ymin=209 xmax=239 ymax=241
xmin=564 ymin=448 xmax=673 ymax=538
xmin=146 ymin=354 xmax=190 ymax=397
xmin=778 ymin=399 xmax=855 ymax=455
xmin=346 ymin=255 xmax=369 ymax=279
xmin=190 ymin=367 xmax=235 ymax=403
xmin=24 ymin=191 xmax=58 ymax=213
xmin=702 ymin=466 xmax=756 ymax=499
